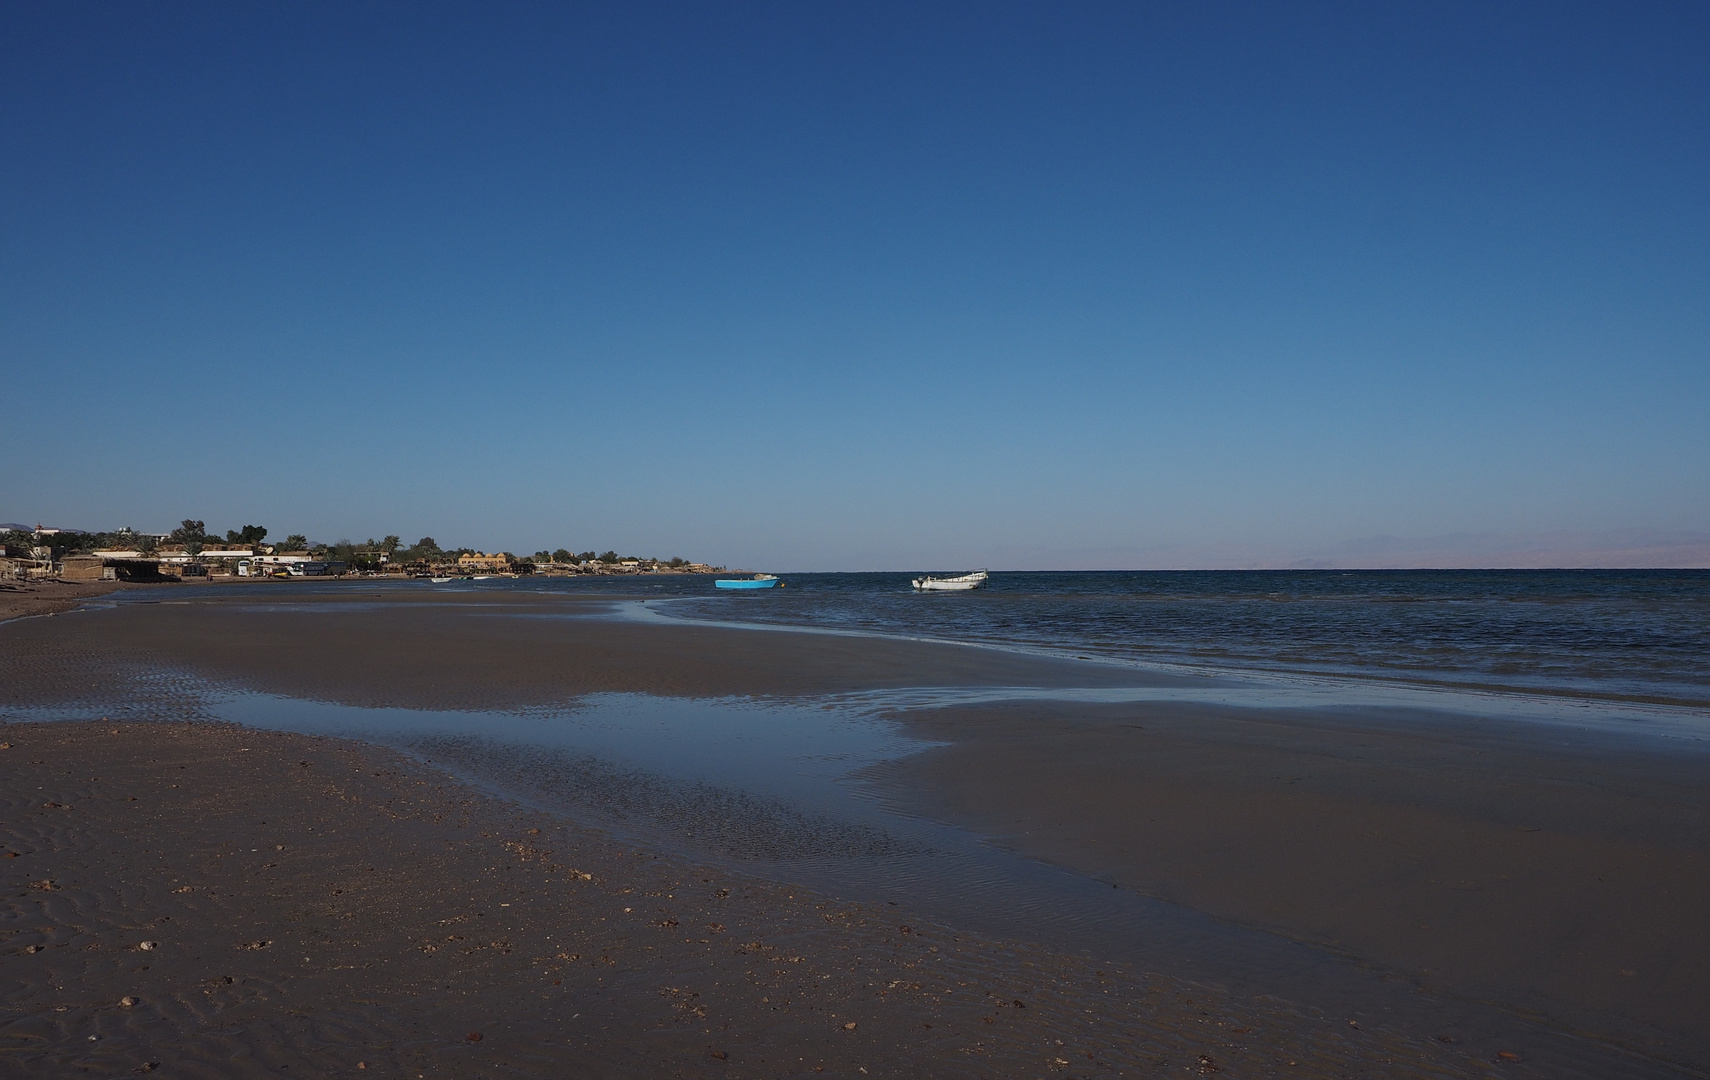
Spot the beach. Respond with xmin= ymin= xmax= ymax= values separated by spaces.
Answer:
xmin=0 ymin=580 xmax=129 ymax=624
xmin=4 ymin=584 xmax=1707 ymax=1078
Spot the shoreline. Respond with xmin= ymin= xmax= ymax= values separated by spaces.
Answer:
xmin=637 ymin=598 xmax=1710 ymax=713
xmin=63 ymin=573 xmax=1710 ymax=711
xmin=0 ymin=579 xmax=133 ymax=624
xmin=4 ymin=587 xmax=1708 ymax=1076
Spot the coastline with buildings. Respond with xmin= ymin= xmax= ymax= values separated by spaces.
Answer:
xmin=1 ymin=520 xmax=721 ymax=588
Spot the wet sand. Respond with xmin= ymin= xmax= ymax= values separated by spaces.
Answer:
xmin=0 ymin=579 xmax=131 ymax=624
xmin=878 ymin=700 xmax=1710 ymax=1070
xmin=1 ymin=721 xmax=1484 ymax=1079
xmin=0 ymin=587 xmax=1186 ymax=713
xmin=3 ymin=586 xmax=1707 ymax=1077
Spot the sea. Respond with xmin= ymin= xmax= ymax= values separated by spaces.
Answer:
xmin=523 ymin=568 xmax=1710 ymax=709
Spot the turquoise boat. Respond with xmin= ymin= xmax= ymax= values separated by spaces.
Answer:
xmin=715 ymin=574 xmax=780 ymax=590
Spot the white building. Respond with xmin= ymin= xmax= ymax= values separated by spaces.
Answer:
xmin=239 ymin=553 xmax=317 ymax=576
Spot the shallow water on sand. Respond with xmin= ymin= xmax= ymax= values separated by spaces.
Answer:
xmin=9 ymin=587 xmax=1709 ymax=1076
xmin=144 ymin=690 xmax=1488 ymax=1002
xmin=57 ymin=682 xmax=1682 ymax=1077
xmin=6 ymin=685 xmax=1317 ymax=978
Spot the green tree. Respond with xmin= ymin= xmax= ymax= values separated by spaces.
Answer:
xmin=283 ymin=534 xmax=308 ymax=551
xmin=170 ymin=519 xmax=206 ymax=544
xmin=51 ymin=532 xmax=93 ymax=554
xmin=225 ymin=524 xmax=268 ymax=546
xmin=381 ymin=535 xmax=401 ymax=554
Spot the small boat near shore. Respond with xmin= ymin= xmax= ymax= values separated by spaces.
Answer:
xmin=716 ymin=574 xmax=780 ymax=590
xmin=913 ymin=569 xmax=988 ymax=592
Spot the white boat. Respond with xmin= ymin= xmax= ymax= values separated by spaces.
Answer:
xmin=472 ymin=575 xmax=494 ymax=580
xmin=912 ymin=569 xmax=988 ymax=592
xmin=430 ymin=576 xmax=454 ymax=583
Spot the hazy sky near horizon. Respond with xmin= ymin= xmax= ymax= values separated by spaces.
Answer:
xmin=4 ymin=2 xmax=1707 ymax=569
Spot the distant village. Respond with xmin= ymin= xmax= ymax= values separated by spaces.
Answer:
xmin=0 ymin=520 xmax=721 ymax=582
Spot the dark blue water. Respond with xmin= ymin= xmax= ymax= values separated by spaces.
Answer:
xmin=511 ymin=569 xmax=1710 ymax=706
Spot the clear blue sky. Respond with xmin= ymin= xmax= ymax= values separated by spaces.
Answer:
xmin=4 ymin=2 xmax=1707 ymax=568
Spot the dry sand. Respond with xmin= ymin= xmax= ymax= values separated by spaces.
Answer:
xmin=3 ymin=585 xmax=1706 ymax=1077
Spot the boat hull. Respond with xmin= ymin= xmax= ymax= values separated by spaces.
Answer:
xmin=912 ymin=569 xmax=989 ymax=592
xmin=716 ymin=578 xmax=779 ymax=589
